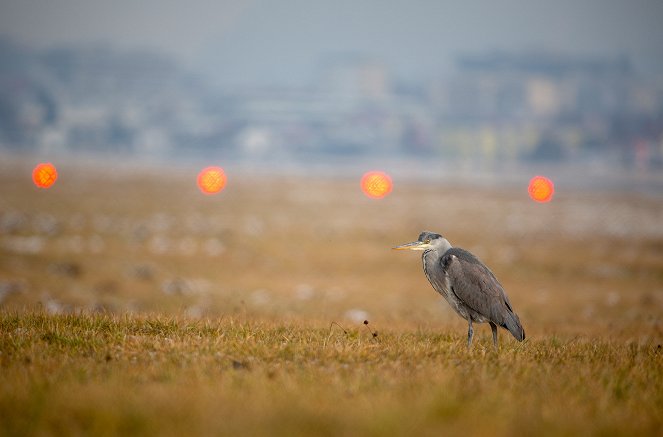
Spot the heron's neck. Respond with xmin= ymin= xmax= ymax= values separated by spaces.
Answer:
xmin=422 ymin=238 xmax=452 ymax=259
xmin=439 ymin=238 xmax=452 ymax=253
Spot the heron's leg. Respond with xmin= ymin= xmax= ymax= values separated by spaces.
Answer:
xmin=489 ymin=322 xmax=498 ymax=350
xmin=467 ymin=319 xmax=474 ymax=348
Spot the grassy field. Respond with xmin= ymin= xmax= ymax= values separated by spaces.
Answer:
xmin=1 ymin=312 xmax=662 ymax=436
xmin=1 ymin=155 xmax=663 ymax=435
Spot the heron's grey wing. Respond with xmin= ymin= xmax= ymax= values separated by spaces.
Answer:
xmin=443 ymin=250 xmax=525 ymax=340
xmin=443 ymin=253 xmax=503 ymax=319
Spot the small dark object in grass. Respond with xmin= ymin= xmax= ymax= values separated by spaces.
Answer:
xmin=330 ymin=321 xmax=348 ymax=335
xmin=232 ymin=359 xmax=250 ymax=370
xmin=363 ymin=320 xmax=380 ymax=342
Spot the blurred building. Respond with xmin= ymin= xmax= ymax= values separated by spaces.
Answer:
xmin=428 ymin=51 xmax=663 ymax=168
xmin=1 ymin=38 xmax=662 ymax=169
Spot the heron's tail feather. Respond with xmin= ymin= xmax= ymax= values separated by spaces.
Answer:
xmin=503 ymin=311 xmax=525 ymax=342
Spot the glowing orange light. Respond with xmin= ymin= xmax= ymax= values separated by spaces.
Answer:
xmin=197 ymin=166 xmax=227 ymax=195
xmin=361 ymin=171 xmax=393 ymax=199
xmin=32 ymin=163 xmax=58 ymax=189
xmin=528 ymin=175 xmax=554 ymax=203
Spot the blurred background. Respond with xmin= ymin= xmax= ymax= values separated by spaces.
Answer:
xmin=1 ymin=1 xmax=662 ymax=339
xmin=1 ymin=0 xmax=663 ymax=175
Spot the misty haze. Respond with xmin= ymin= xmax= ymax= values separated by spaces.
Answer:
xmin=1 ymin=0 xmax=662 ymax=191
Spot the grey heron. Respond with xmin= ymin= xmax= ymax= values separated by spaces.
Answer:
xmin=393 ymin=231 xmax=525 ymax=348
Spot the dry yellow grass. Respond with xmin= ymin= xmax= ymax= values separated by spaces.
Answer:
xmin=1 ymin=155 xmax=662 ymax=435
xmin=1 ymin=312 xmax=662 ymax=436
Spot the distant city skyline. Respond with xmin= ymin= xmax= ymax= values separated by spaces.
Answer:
xmin=2 ymin=0 xmax=663 ymax=87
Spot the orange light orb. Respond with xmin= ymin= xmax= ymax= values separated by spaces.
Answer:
xmin=32 ymin=163 xmax=58 ymax=189
xmin=361 ymin=171 xmax=393 ymax=199
xmin=528 ymin=175 xmax=554 ymax=203
xmin=197 ymin=166 xmax=227 ymax=195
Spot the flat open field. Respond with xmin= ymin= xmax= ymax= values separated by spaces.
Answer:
xmin=1 ymin=155 xmax=662 ymax=435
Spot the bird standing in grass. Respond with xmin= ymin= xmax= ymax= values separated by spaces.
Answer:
xmin=393 ymin=231 xmax=525 ymax=349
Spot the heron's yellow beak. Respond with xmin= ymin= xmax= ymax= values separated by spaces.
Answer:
xmin=392 ymin=241 xmax=429 ymax=251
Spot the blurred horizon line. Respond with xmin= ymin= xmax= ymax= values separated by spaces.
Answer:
xmin=3 ymin=149 xmax=663 ymax=198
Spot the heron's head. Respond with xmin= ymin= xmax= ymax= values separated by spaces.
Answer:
xmin=392 ymin=231 xmax=451 ymax=252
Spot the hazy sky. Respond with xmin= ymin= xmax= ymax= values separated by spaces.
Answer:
xmin=2 ymin=0 xmax=663 ymax=86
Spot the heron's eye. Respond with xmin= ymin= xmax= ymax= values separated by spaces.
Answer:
xmin=424 ymin=239 xmax=430 ymax=244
